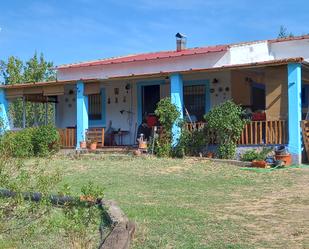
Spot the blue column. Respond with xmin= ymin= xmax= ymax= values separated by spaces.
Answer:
xmin=287 ymin=63 xmax=302 ymax=164
xmin=76 ymin=81 xmax=88 ymax=149
xmin=0 ymin=88 xmax=10 ymax=133
xmin=170 ymin=73 xmax=184 ymax=146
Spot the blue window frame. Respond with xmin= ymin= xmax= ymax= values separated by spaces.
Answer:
xmin=183 ymin=80 xmax=210 ymax=121
xmin=88 ymin=88 xmax=106 ymax=127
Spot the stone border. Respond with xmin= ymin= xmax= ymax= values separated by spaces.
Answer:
xmin=100 ymin=200 xmax=135 ymax=249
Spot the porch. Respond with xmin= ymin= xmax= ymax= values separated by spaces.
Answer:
xmin=0 ymin=59 xmax=308 ymax=163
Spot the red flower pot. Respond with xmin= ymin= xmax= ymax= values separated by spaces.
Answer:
xmin=252 ymin=160 xmax=267 ymax=168
xmin=80 ymin=141 xmax=87 ymax=149
xmin=275 ymin=154 xmax=292 ymax=166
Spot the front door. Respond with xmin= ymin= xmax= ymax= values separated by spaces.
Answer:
xmin=142 ymin=85 xmax=160 ymax=118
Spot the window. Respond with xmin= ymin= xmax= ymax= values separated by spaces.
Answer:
xmin=183 ymin=85 xmax=206 ymax=121
xmin=302 ymin=86 xmax=309 ymax=108
xmin=88 ymin=94 xmax=102 ymax=120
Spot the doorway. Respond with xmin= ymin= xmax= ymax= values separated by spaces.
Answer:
xmin=142 ymin=85 xmax=160 ymax=117
xmin=251 ymin=83 xmax=265 ymax=112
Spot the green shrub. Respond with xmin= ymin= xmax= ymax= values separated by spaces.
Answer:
xmin=32 ymin=125 xmax=60 ymax=156
xmin=155 ymin=97 xmax=180 ymax=135
xmin=176 ymin=127 xmax=209 ymax=157
xmin=240 ymin=149 xmax=260 ymax=162
xmin=204 ymin=100 xmax=247 ymax=159
xmin=0 ymin=129 xmax=34 ymax=157
xmin=153 ymin=97 xmax=180 ymax=157
xmin=0 ymin=125 xmax=60 ymax=158
xmin=241 ymin=147 xmax=273 ymax=162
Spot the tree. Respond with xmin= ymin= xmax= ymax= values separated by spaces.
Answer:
xmin=0 ymin=52 xmax=56 ymax=128
xmin=277 ymin=25 xmax=294 ymax=39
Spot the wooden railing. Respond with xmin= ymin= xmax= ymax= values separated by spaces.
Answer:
xmin=58 ymin=127 xmax=105 ymax=148
xmin=184 ymin=120 xmax=288 ymax=145
xmin=238 ymin=120 xmax=287 ymax=145
xmin=58 ymin=128 xmax=76 ymax=148
xmin=86 ymin=128 xmax=105 ymax=148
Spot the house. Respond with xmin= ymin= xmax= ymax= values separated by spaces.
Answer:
xmin=1 ymin=34 xmax=309 ymax=163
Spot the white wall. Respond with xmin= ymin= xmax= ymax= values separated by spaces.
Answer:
xmin=229 ymin=41 xmax=272 ymax=64
xmin=101 ymin=80 xmax=137 ymax=145
xmin=56 ymin=84 xmax=76 ymax=128
xmin=57 ymin=52 xmax=230 ymax=81
xmin=270 ymin=39 xmax=309 ymax=61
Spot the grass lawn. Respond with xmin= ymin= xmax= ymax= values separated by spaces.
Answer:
xmin=7 ymin=154 xmax=309 ymax=248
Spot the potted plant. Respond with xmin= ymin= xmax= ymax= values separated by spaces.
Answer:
xmin=79 ymin=132 xmax=87 ymax=149
xmin=241 ymin=147 xmax=272 ymax=168
xmin=88 ymin=139 xmax=97 ymax=150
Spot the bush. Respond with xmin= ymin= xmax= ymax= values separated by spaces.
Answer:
xmin=175 ymin=127 xmax=209 ymax=157
xmin=204 ymin=100 xmax=247 ymax=159
xmin=0 ymin=129 xmax=34 ymax=157
xmin=32 ymin=125 xmax=60 ymax=156
xmin=155 ymin=97 xmax=180 ymax=134
xmin=153 ymin=97 xmax=180 ymax=157
xmin=240 ymin=149 xmax=260 ymax=162
xmin=241 ymin=147 xmax=273 ymax=162
xmin=0 ymin=125 xmax=60 ymax=158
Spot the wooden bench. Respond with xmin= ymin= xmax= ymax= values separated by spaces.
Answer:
xmin=86 ymin=128 xmax=105 ymax=147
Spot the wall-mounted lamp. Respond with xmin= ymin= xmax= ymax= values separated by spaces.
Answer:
xmin=212 ymin=78 xmax=219 ymax=84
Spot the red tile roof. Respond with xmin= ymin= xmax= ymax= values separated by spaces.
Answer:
xmin=268 ymin=34 xmax=309 ymax=44
xmin=57 ymin=45 xmax=228 ymax=69
xmin=57 ymin=34 xmax=309 ymax=70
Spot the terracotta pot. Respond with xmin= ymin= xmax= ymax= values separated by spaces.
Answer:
xmin=133 ymin=150 xmax=142 ymax=156
xmin=275 ymin=154 xmax=292 ymax=166
xmin=80 ymin=141 xmax=87 ymax=149
xmin=252 ymin=160 xmax=267 ymax=168
xmin=89 ymin=142 xmax=97 ymax=150
xmin=139 ymin=141 xmax=147 ymax=149
xmin=206 ymin=152 xmax=214 ymax=158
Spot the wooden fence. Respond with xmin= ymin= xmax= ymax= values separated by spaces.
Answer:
xmin=58 ymin=127 xmax=105 ymax=148
xmin=58 ymin=128 xmax=76 ymax=148
xmin=184 ymin=120 xmax=288 ymax=145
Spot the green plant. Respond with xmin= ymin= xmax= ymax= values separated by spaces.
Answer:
xmin=204 ymin=100 xmax=247 ymax=159
xmin=0 ymin=129 xmax=34 ymax=157
xmin=176 ymin=126 xmax=209 ymax=157
xmin=155 ymin=97 xmax=180 ymax=134
xmin=241 ymin=149 xmax=260 ymax=162
xmin=241 ymin=147 xmax=273 ymax=162
xmin=153 ymin=97 xmax=180 ymax=157
xmin=0 ymin=155 xmax=106 ymax=248
xmin=32 ymin=125 xmax=60 ymax=156
xmin=0 ymin=125 xmax=60 ymax=158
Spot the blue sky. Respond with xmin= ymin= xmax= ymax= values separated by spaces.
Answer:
xmin=0 ymin=0 xmax=308 ymax=66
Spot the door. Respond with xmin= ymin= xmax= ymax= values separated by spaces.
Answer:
xmin=142 ymin=85 xmax=160 ymax=117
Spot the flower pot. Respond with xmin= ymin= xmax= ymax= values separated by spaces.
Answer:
xmin=80 ymin=141 xmax=87 ymax=149
xmin=138 ymin=141 xmax=147 ymax=150
xmin=252 ymin=160 xmax=267 ymax=168
xmin=89 ymin=142 xmax=97 ymax=150
xmin=206 ymin=152 xmax=214 ymax=158
xmin=275 ymin=154 xmax=292 ymax=166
